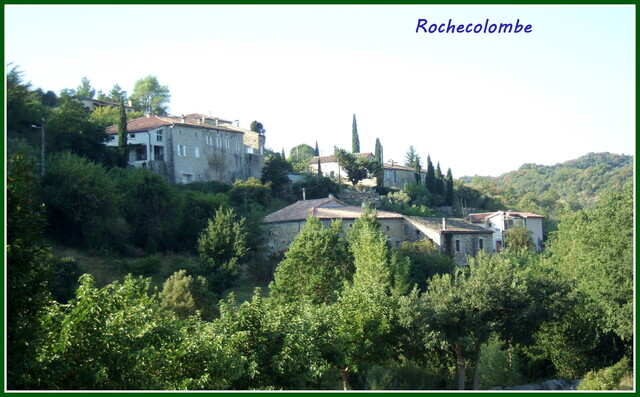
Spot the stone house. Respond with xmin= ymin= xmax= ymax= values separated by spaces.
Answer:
xmin=106 ymin=114 xmax=265 ymax=184
xmin=467 ymin=211 xmax=545 ymax=251
xmin=264 ymin=197 xmax=494 ymax=264
xmin=308 ymin=156 xmax=426 ymax=189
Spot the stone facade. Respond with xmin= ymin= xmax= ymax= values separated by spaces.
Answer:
xmin=106 ymin=114 xmax=265 ymax=184
xmin=264 ymin=198 xmax=494 ymax=264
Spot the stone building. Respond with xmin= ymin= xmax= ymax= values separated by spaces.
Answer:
xmin=308 ymin=156 xmax=427 ymax=189
xmin=106 ymin=113 xmax=265 ymax=184
xmin=264 ymin=197 xmax=494 ymax=264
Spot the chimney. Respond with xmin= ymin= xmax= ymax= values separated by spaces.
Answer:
xmin=442 ymin=218 xmax=447 ymax=231
xmin=181 ymin=114 xmax=185 ymax=123
xmin=328 ymin=193 xmax=333 ymax=198
xmin=201 ymin=115 xmax=205 ymax=125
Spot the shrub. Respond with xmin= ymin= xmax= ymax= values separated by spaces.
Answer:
xmin=578 ymin=357 xmax=632 ymax=390
xmin=477 ymin=335 xmax=525 ymax=389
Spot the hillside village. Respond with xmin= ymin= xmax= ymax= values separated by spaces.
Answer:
xmin=6 ymin=70 xmax=633 ymax=391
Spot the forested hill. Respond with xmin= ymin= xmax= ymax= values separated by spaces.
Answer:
xmin=460 ymin=152 xmax=633 ymax=211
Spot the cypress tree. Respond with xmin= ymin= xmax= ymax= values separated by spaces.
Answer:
xmin=281 ymin=147 xmax=286 ymax=158
xmin=352 ymin=114 xmax=360 ymax=153
xmin=117 ymin=96 xmax=128 ymax=167
xmin=317 ymin=157 xmax=322 ymax=176
xmin=414 ymin=157 xmax=422 ymax=185
xmin=374 ymin=138 xmax=384 ymax=187
xmin=435 ymin=161 xmax=444 ymax=196
xmin=315 ymin=140 xmax=320 ymax=156
xmin=426 ymin=155 xmax=435 ymax=193
xmin=446 ymin=168 xmax=454 ymax=206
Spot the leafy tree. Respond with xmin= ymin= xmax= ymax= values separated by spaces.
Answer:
xmin=331 ymin=211 xmax=401 ymax=389
xmin=504 ymin=224 xmax=536 ymax=253
xmin=197 ymin=208 xmax=248 ymax=293
xmin=352 ymin=114 xmax=360 ymax=153
xmin=270 ymin=217 xmax=353 ymax=304
xmin=547 ymin=183 xmax=633 ymax=344
xmin=160 ymin=270 xmax=217 ymax=320
xmin=395 ymin=238 xmax=454 ymax=292
xmin=40 ymin=152 xmax=120 ymax=250
xmin=261 ymin=153 xmax=292 ymax=197
xmin=7 ymin=153 xmax=53 ymax=389
xmin=75 ymin=76 xmax=95 ymax=99
xmin=46 ymin=94 xmax=116 ymax=166
xmin=97 ymin=83 xmax=127 ymax=103
xmin=334 ymin=148 xmax=380 ymax=186
xmin=116 ymin=168 xmax=178 ymax=253
xmin=229 ymin=176 xmax=272 ymax=211
xmin=292 ymin=174 xmax=340 ymax=200
xmin=250 ymin=120 xmax=266 ymax=134
xmin=288 ymin=143 xmax=316 ymax=173
xmin=130 ymin=75 xmax=170 ymax=116
xmin=6 ymin=65 xmax=47 ymax=136
xmin=172 ymin=189 xmax=228 ymax=253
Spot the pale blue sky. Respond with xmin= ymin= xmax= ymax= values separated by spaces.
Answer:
xmin=5 ymin=5 xmax=635 ymax=176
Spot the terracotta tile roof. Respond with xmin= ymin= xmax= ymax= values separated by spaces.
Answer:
xmin=383 ymin=163 xmax=427 ymax=173
xmin=106 ymin=115 xmax=243 ymax=135
xmin=407 ymin=217 xmax=494 ymax=234
xmin=264 ymin=198 xmax=403 ymax=223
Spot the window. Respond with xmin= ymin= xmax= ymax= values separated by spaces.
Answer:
xmin=177 ymin=145 xmax=186 ymax=157
xmin=236 ymin=141 xmax=240 ymax=151
xmin=156 ymin=129 xmax=163 ymax=142
xmin=194 ymin=147 xmax=200 ymax=159
xmin=226 ymin=138 xmax=230 ymax=149
xmin=479 ymin=238 xmax=484 ymax=250
xmin=206 ymin=135 xmax=213 ymax=146
xmin=154 ymin=146 xmax=164 ymax=161
xmin=455 ymin=239 xmax=460 ymax=252
xmin=416 ymin=229 xmax=420 ymax=236
xmin=129 ymin=133 xmax=136 ymax=139
xmin=217 ymin=137 xmax=222 ymax=148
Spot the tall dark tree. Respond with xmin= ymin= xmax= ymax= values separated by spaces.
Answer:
xmin=413 ymin=157 xmax=422 ymax=185
xmin=314 ymin=140 xmax=320 ymax=156
xmin=445 ymin=168 xmax=454 ymax=205
xmin=117 ymin=96 xmax=128 ymax=167
xmin=374 ymin=138 xmax=384 ymax=187
xmin=7 ymin=153 xmax=52 ymax=388
xmin=425 ymin=155 xmax=435 ymax=193
xmin=352 ymin=114 xmax=360 ymax=153
xmin=434 ymin=161 xmax=444 ymax=196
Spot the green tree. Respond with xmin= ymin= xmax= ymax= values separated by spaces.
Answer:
xmin=445 ymin=168 xmax=454 ymax=206
xmin=413 ymin=156 xmax=422 ymax=185
xmin=6 ymin=65 xmax=47 ymax=135
xmin=288 ymin=143 xmax=316 ymax=173
xmin=7 ymin=153 xmax=52 ymax=389
xmin=374 ymin=138 xmax=384 ymax=187
xmin=261 ymin=153 xmax=292 ymax=197
xmin=197 ymin=208 xmax=248 ymax=293
xmin=352 ymin=114 xmax=360 ymax=153
xmin=425 ymin=155 xmax=435 ymax=193
xmin=130 ymin=75 xmax=170 ymax=116
xmin=117 ymin=96 xmax=128 ymax=166
xmin=314 ymin=140 xmax=320 ymax=156
xmin=160 ymin=270 xmax=217 ymax=320
xmin=434 ymin=162 xmax=444 ymax=196
xmin=97 ymin=83 xmax=127 ymax=103
xmin=404 ymin=145 xmax=420 ymax=167
xmin=250 ymin=120 xmax=266 ymax=134
xmin=334 ymin=148 xmax=380 ymax=186
xmin=75 ymin=76 xmax=96 ymax=99
xmin=40 ymin=152 xmax=120 ymax=250
xmin=270 ymin=217 xmax=353 ymax=304
xmin=504 ymin=224 xmax=536 ymax=253
xmin=547 ymin=183 xmax=633 ymax=344
xmin=331 ymin=211 xmax=400 ymax=389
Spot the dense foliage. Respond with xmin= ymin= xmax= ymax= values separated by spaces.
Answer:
xmin=5 ymin=66 xmax=634 ymax=391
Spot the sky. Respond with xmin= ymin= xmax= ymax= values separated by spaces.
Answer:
xmin=5 ymin=5 xmax=635 ymax=177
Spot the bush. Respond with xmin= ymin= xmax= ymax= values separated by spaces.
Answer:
xmin=578 ymin=357 xmax=632 ymax=390
xmin=50 ymin=256 xmax=82 ymax=303
xmin=477 ymin=336 xmax=525 ymax=389
xmin=366 ymin=360 xmax=447 ymax=390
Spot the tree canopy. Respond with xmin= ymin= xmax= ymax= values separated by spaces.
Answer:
xmin=130 ymin=75 xmax=171 ymax=116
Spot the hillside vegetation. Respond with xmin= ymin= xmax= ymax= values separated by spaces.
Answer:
xmin=459 ymin=152 xmax=632 ymax=218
